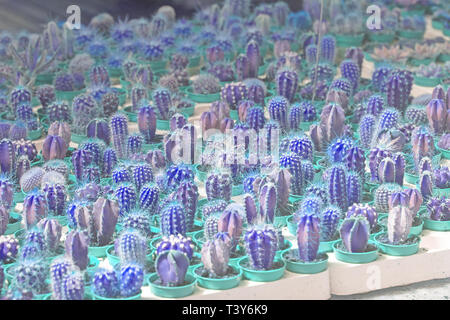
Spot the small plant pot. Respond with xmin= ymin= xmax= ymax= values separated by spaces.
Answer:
xmin=149 ymin=60 xmax=167 ymax=72
xmin=229 ymin=110 xmax=239 ymax=120
xmin=368 ymin=32 xmax=395 ymax=43
xmin=27 ymin=128 xmax=42 ymax=141
xmin=184 ymin=87 xmax=220 ymax=103
xmin=435 ymin=144 xmax=450 ymax=159
xmin=194 ymin=165 xmax=207 ymax=182
xmin=438 ymin=53 xmax=450 ymax=63
xmin=374 ymin=233 xmax=420 ymax=256
xmin=319 ymin=239 xmax=339 ymax=253
xmin=286 ymin=215 xmax=297 ymax=236
xmin=404 ymin=169 xmax=419 ymax=184
xmin=333 ymin=240 xmax=379 ymax=264
xmin=432 ymin=19 xmax=444 ymax=30
xmin=5 ymin=211 xmax=22 ymax=235
xmin=282 ymin=250 xmax=328 ymax=274
xmin=148 ymin=273 xmax=197 ymax=298
xmin=275 ymin=240 xmax=292 ymax=260
xmin=108 ymin=68 xmax=123 ymax=78
xmin=88 ymin=244 xmax=111 ymax=258
xmin=231 ymin=184 xmax=243 ymax=197
xmin=288 ymin=194 xmax=303 ymax=204
xmin=414 ymin=76 xmax=441 ymax=87
xmin=408 ymin=57 xmax=433 ymax=67
xmin=123 ymin=106 xmax=138 ymax=122
xmin=397 ymin=30 xmax=424 ymax=40
xmin=55 ymin=89 xmax=85 ymax=102
xmin=35 ymin=73 xmax=54 ymax=85
xmin=119 ymin=76 xmax=131 ymax=90
xmin=424 ymin=218 xmax=450 ymax=231
xmin=193 ymin=265 xmax=242 ymax=290
xmin=335 ymin=33 xmax=364 ymax=47
xmin=91 ymin=290 xmax=142 ymax=300
xmin=106 ymin=245 xmax=120 ymax=267
xmin=156 ymin=119 xmax=170 ymax=131
xmin=188 ymin=56 xmax=201 ymax=68
xmin=179 ymin=106 xmax=195 ymax=117
xmin=410 ymin=217 xmax=424 ymax=236
xmin=238 ymin=257 xmax=285 ymax=282
xmin=71 ymin=133 xmax=87 ymax=144
xmin=273 ymin=215 xmax=289 ymax=228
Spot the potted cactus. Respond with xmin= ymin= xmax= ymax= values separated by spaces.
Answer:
xmin=193 ymin=232 xmax=242 ymax=290
xmin=185 ymin=74 xmax=221 ymax=103
xmin=414 ymin=63 xmax=445 ymax=87
xmin=238 ymin=224 xmax=286 ymax=282
xmin=148 ymin=250 xmax=197 ymax=298
xmin=333 ymin=216 xmax=379 ymax=264
xmin=436 ymin=134 xmax=450 ymax=159
xmin=397 ymin=15 xmax=426 ymax=40
xmin=330 ymin=13 xmax=365 ymax=47
xmin=282 ymin=212 xmax=328 ymax=274
xmin=423 ymin=196 xmax=450 ymax=231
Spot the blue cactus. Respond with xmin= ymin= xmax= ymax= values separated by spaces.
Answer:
xmin=385 ymin=69 xmax=413 ymax=112
xmin=371 ymin=65 xmax=392 ymax=92
xmin=102 ymin=148 xmax=117 ymax=176
xmin=152 ymin=87 xmax=172 ymax=120
xmin=115 ymin=230 xmax=147 ymax=266
xmin=319 ymin=206 xmax=341 ymax=242
xmin=119 ymin=263 xmax=144 ymax=297
xmin=276 ymin=69 xmax=298 ymax=102
xmin=160 ymin=202 xmax=186 ymax=237
xmin=132 ymin=163 xmax=153 ymax=192
xmin=268 ymin=96 xmax=289 ymax=130
xmin=328 ymin=138 xmax=354 ymax=163
xmin=175 ymin=180 xmax=198 ymax=232
xmin=50 ymin=258 xmax=73 ymax=300
xmin=71 ymin=149 xmax=93 ymax=181
xmin=138 ymin=103 xmax=157 ymax=143
xmin=245 ymin=106 xmax=266 ymax=131
xmin=340 ymin=59 xmax=359 ymax=93
xmin=110 ymin=113 xmax=129 ymax=159
xmin=320 ymin=35 xmax=336 ymax=64
xmin=71 ymin=93 xmax=100 ymax=135
xmin=42 ymin=183 xmax=66 ymax=216
xmin=92 ymin=268 xmax=120 ymax=298
xmin=346 ymin=172 xmax=362 ymax=207
xmin=165 ymin=163 xmax=194 ymax=191
xmin=244 ymin=224 xmax=278 ymax=270
xmin=139 ymin=183 xmax=160 ymax=215
xmin=366 ymin=94 xmax=385 ymax=117
xmin=48 ymin=101 xmax=71 ymax=123
xmin=115 ymin=183 xmax=137 ymax=216
xmin=327 ymin=165 xmax=348 ymax=212
xmin=296 ymin=213 xmax=320 ymax=261
xmin=87 ymin=119 xmax=111 ymax=145
xmin=205 ymin=170 xmax=232 ymax=202
xmin=279 ymin=153 xmax=303 ymax=195
xmin=359 ymin=115 xmax=376 ymax=149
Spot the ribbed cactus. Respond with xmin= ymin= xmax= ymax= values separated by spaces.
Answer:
xmin=426 ymin=98 xmax=447 ymax=135
xmin=375 ymin=183 xmax=402 ymax=213
xmin=327 ymin=165 xmax=348 ymax=212
xmin=419 ymin=171 xmax=433 ymax=201
xmin=110 ymin=113 xmax=129 ymax=159
xmin=328 ymin=138 xmax=353 ymax=163
xmin=42 ymin=183 xmax=66 ymax=216
xmin=268 ymin=96 xmax=289 ymax=130
xmin=92 ymin=268 xmax=120 ymax=298
xmin=36 ymin=85 xmax=55 ymax=111
xmin=340 ymin=59 xmax=359 ymax=92
xmin=310 ymin=103 xmax=345 ymax=151
xmin=346 ymin=203 xmax=378 ymax=232
xmin=366 ymin=95 xmax=385 ymax=117
xmin=279 ymin=153 xmax=303 ymax=195
xmin=71 ymin=149 xmax=93 ymax=181
xmin=60 ymin=270 xmax=85 ymax=300
xmin=48 ymin=101 xmax=71 ymax=123
xmin=155 ymin=250 xmax=189 ymax=287
xmin=71 ymin=93 xmax=100 ymax=135
xmin=65 ymin=230 xmax=89 ymax=270
xmin=0 ymin=235 xmax=19 ymax=263
xmin=48 ymin=121 xmax=71 ymax=146
xmin=411 ymin=126 xmax=435 ymax=167
xmin=152 ymin=87 xmax=172 ymax=120
xmin=427 ymin=197 xmax=450 ymax=221
xmin=346 ymin=172 xmax=362 ymax=207
xmin=132 ymin=163 xmax=153 ymax=192
xmin=201 ymin=199 xmax=228 ymax=220
xmin=377 ymin=157 xmax=396 ymax=184
xmin=165 ymin=163 xmax=194 ymax=190
xmin=204 ymin=214 xmax=219 ymax=240
xmin=122 ymin=210 xmax=151 ymax=237
xmin=101 ymin=91 xmax=119 ymax=117
xmin=244 ymin=224 xmax=278 ymax=270
xmin=175 ymin=180 xmax=198 ymax=232
xmin=156 ymin=234 xmax=194 ymax=260
xmin=276 ymin=69 xmax=298 ymax=102
xmin=245 ymin=106 xmax=266 ymax=131
xmin=42 ymin=135 xmax=68 ymax=161
xmin=14 ymin=258 xmax=47 ymax=294
xmin=371 ymin=65 xmax=391 ymax=92
xmin=434 ymin=166 xmax=450 ymax=189
xmin=339 ymin=216 xmax=370 ymax=253
xmin=201 ymin=236 xmax=231 ymax=277
xmin=0 ymin=138 xmax=15 ymax=175
xmin=319 ymin=206 xmax=341 ymax=242
xmin=384 ymin=69 xmax=413 ymax=112
xmin=220 ymin=82 xmax=248 ymax=109
xmin=114 ymin=183 xmax=137 ymax=216
xmin=23 ymin=191 xmax=48 ymax=229
xmin=205 ymin=170 xmax=232 ymax=202
xmin=160 ymin=202 xmax=186 ymax=237
xmin=296 ymin=212 xmax=320 ymax=262
xmin=86 ymin=119 xmax=111 ymax=145
xmin=115 ymin=229 xmax=147 ymax=266
xmin=0 ymin=175 xmax=14 ymax=209
xmin=9 ymin=86 xmax=31 ymax=114
xmin=405 ymin=105 xmax=428 ymax=126
xmin=50 ymin=258 xmax=73 ymax=300
xmin=89 ymin=65 xmax=110 ymax=87
xmin=119 ymin=263 xmax=144 ymax=297
xmin=387 ymin=206 xmax=413 ymax=244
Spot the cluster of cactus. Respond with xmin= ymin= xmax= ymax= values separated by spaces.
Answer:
xmin=92 ymin=263 xmax=144 ymax=298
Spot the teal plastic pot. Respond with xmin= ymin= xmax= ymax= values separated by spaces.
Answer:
xmin=5 ymin=212 xmax=22 ymax=235
xmin=276 ymin=240 xmax=292 ymax=260
xmin=185 ymin=88 xmax=220 ymax=103
xmin=231 ymin=184 xmax=243 ymax=197
xmin=148 ymin=273 xmax=197 ymax=298
xmin=187 ymin=253 xmax=202 ymax=275
xmin=238 ymin=257 xmax=285 ymax=282
xmin=88 ymin=244 xmax=110 ymax=258
xmin=335 ymin=33 xmax=364 ymax=47
xmin=374 ymin=233 xmax=420 ymax=256
xmin=27 ymin=128 xmax=42 ymax=141
xmin=229 ymin=110 xmax=239 ymax=120
xmin=193 ymin=265 xmax=242 ymax=290
xmin=435 ymin=144 xmax=450 ymax=160
xmin=444 ymin=28 xmax=450 ymax=37
xmin=71 ymin=133 xmax=87 ymax=144
xmin=106 ymin=245 xmax=120 ymax=267
xmin=410 ymin=218 xmax=424 ymax=236
xmin=123 ymin=106 xmax=138 ymax=122
xmin=109 ymin=68 xmax=123 ymax=78
xmin=368 ymin=32 xmax=395 ymax=43
xmin=414 ymin=76 xmax=441 ymax=87
xmin=195 ymin=165 xmax=207 ymax=182
xmin=438 ymin=54 xmax=450 ymax=63
xmin=55 ymin=89 xmax=85 ymax=101
xmin=404 ymin=170 xmax=419 ymax=185
xmin=408 ymin=57 xmax=432 ymax=67
xmin=229 ymin=251 xmax=246 ymax=269
xmin=179 ymin=106 xmax=195 ymax=117
xmin=434 ymin=187 xmax=450 ymax=197
xmin=149 ymin=60 xmax=167 ymax=71
xmin=333 ymin=240 xmax=379 ymax=264
xmin=120 ymin=76 xmax=131 ymax=90
xmin=35 ymin=73 xmax=54 ymax=85
xmin=156 ymin=119 xmax=170 ymax=131
xmin=319 ymin=239 xmax=339 ymax=253
xmin=288 ymin=194 xmax=303 ymax=204
xmin=432 ymin=19 xmax=444 ymax=30
xmin=188 ymin=56 xmax=201 ymax=68
xmin=424 ymin=218 xmax=450 ymax=231
xmin=282 ymin=250 xmax=328 ymax=274
xmin=286 ymin=215 xmax=297 ymax=236
xmin=397 ymin=30 xmax=424 ymax=40
xmin=91 ymin=290 xmax=142 ymax=300
xmin=274 ymin=215 xmax=289 ymax=228
xmin=149 ymin=236 xmax=162 ymax=251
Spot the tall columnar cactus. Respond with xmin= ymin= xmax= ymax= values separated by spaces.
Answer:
xmin=246 ymin=40 xmax=260 ymax=78
xmin=276 ymin=69 xmax=298 ymax=102
xmin=23 ymin=191 xmax=48 ymax=229
xmin=321 ymin=35 xmax=336 ymax=64
xmin=244 ymin=78 xmax=266 ymax=105
xmin=71 ymin=149 xmax=93 ymax=181
xmin=132 ymin=163 xmax=153 ymax=192
xmin=87 ymin=119 xmax=111 ymax=145
xmin=296 ymin=213 xmax=320 ymax=262
xmin=155 ymin=250 xmax=189 ymax=287
xmin=371 ymin=65 xmax=391 ymax=92
xmin=175 ymin=180 xmax=198 ymax=232
xmin=319 ymin=207 xmax=341 ymax=242
xmin=89 ymin=65 xmax=110 ymax=87
xmin=65 ymin=230 xmax=89 ymax=270
xmin=102 ymin=148 xmax=117 ymax=176
xmin=419 ymin=171 xmax=433 ymax=201
xmin=279 ymin=153 xmax=303 ymax=195
xmin=201 ymin=235 xmax=231 ymax=277
xmin=152 ymin=87 xmax=172 ymax=120
xmin=220 ymin=82 xmax=248 ymax=109
xmin=387 ymin=206 xmax=413 ymax=244
xmin=42 ymin=183 xmax=66 ymax=216
xmin=160 ymin=202 xmax=186 ymax=237
xmin=377 ymin=157 xmax=396 ymax=184
xmin=0 ymin=175 xmax=14 ymax=210
xmin=384 ymin=69 xmax=413 ymax=112
xmin=366 ymin=94 xmax=385 ymax=117
xmin=89 ymin=197 xmax=119 ymax=246
xmin=245 ymin=106 xmax=266 ymax=131
xmin=80 ymin=139 xmax=104 ymax=167
xmin=71 ymin=93 xmax=100 ymax=135
xmin=110 ymin=113 xmax=129 ymax=159
xmin=310 ymin=103 xmax=345 ymax=151
xmin=340 ymin=216 xmax=370 ymax=253
xmin=0 ymin=204 xmax=9 ymax=235
xmin=130 ymin=84 xmax=148 ymax=113
xmin=115 ymin=230 xmax=147 ymax=266
xmin=268 ymin=96 xmax=289 ymax=130
xmin=205 ymin=170 xmax=232 ymax=202
xmin=218 ymin=203 xmax=244 ymax=248
xmin=37 ymin=218 xmax=62 ymax=252
xmin=139 ymin=182 xmax=159 ymax=214
xmin=426 ymin=98 xmax=447 ymax=135
xmin=0 ymin=138 xmax=15 ymax=175
xmin=305 ymin=44 xmax=317 ymax=64
xmin=50 ymin=258 xmax=74 ymax=300
xmin=204 ymin=214 xmax=219 ymax=240
xmin=343 ymin=146 xmax=365 ymax=176
xmin=327 ymin=165 xmax=348 ymax=212
xmin=114 ymin=183 xmax=137 ymax=216
xmin=411 ymin=126 xmax=435 ymax=167
xmin=340 ymin=59 xmax=359 ymax=93
xmin=375 ymin=183 xmax=402 ymax=213
xmin=346 ymin=172 xmax=362 ymax=207
xmin=244 ymin=224 xmax=278 ymax=270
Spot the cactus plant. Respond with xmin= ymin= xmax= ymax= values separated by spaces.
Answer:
xmin=244 ymin=224 xmax=277 ymax=270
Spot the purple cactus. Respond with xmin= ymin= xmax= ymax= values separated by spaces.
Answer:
xmin=155 ymin=250 xmax=189 ymax=286
xmin=340 ymin=216 xmax=370 ymax=253
xmin=244 ymin=224 xmax=278 ymax=270
xmin=65 ymin=230 xmax=89 ymax=270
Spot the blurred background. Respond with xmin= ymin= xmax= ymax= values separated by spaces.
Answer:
xmin=0 ymin=0 xmax=304 ymax=31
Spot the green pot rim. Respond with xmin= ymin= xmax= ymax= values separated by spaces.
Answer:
xmin=435 ymin=144 xmax=450 ymax=159
xmin=374 ymin=233 xmax=420 ymax=256
xmin=91 ymin=289 xmax=142 ymax=300
xmin=286 ymin=215 xmax=297 ymax=236
xmin=156 ymin=119 xmax=170 ymax=131
xmin=88 ymin=244 xmax=110 ymax=258
xmin=281 ymin=250 xmax=328 ymax=274
xmin=397 ymin=30 xmax=424 ymax=39
xmin=333 ymin=240 xmax=379 ymax=264
xmin=123 ymin=106 xmax=138 ymax=122
xmin=71 ymin=133 xmax=87 ymax=144
xmin=414 ymin=76 xmax=441 ymax=87
xmin=423 ymin=218 xmax=450 ymax=231
xmin=193 ymin=265 xmax=242 ymax=290
xmin=319 ymin=239 xmax=339 ymax=253
xmin=148 ymin=273 xmax=197 ymax=298
xmin=238 ymin=257 xmax=286 ymax=282
xmin=184 ymin=87 xmax=220 ymax=103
